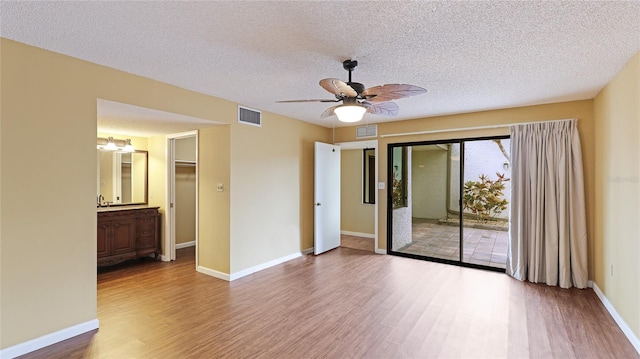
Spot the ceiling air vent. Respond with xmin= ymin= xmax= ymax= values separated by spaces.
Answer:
xmin=238 ymin=106 xmax=262 ymax=127
xmin=356 ymin=125 xmax=377 ymax=138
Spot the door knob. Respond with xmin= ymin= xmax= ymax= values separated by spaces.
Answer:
xmin=316 ymin=202 xmax=321 ymax=206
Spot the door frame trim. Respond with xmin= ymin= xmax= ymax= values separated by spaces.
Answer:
xmin=336 ymin=140 xmax=380 ymax=254
xmin=164 ymin=130 xmax=198 ymax=264
xmin=386 ymin=135 xmax=509 ymax=272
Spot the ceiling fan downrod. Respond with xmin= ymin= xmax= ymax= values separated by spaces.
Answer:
xmin=342 ymin=59 xmax=364 ymax=95
xmin=343 ymin=59 xmax=357 ymax=83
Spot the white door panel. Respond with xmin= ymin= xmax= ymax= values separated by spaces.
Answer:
xmin=314 ymin=142 xmax=341 ymax=255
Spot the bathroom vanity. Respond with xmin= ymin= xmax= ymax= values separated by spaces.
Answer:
xmin=97 ymin=206 xmax=160 ymax=266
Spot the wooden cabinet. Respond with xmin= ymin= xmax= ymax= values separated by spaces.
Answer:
xmin=97 ymin=207 xmax=160 ymax=267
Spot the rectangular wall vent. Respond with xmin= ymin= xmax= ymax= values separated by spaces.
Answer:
xmin=238 ymin=106 xmax=262 ymax=127
xmin=356 ymin=125 xmax=377 ymax=138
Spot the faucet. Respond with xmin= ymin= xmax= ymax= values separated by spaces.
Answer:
xmin=97 ymin=194 xmax=104 ymax=207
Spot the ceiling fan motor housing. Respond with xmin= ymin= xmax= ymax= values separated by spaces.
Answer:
xmin=348 ymin=82 xmax=365 ymax=95
xmin=343 ymin=59 xmax=358 ymax=71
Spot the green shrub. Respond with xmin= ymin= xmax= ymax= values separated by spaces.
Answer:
xmin=462 ymin=173 xmax=510 ymax=222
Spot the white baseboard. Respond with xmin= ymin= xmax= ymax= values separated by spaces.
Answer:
xmin=175 ymin=240 xmax=195 ymax=249
xmin=340 ymin=230 xmax=375 ymax=239
xmin=0 ymin=319 xmax=99 ymax=359
xmin=229 ymin=251 xmax=303 ymax=281
xmin=196 ymin=265 xmax=230 ymax=281
xmin=196 ymin=250 xmax=308 ymax=282
xmin=375 ymin=248 xmax=387 ymax=255
xmin=589 ymin=280 xmax=640 ymax=354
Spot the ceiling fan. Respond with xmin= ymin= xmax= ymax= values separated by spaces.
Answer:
xmin=277 ymin=60 xmax=427 ymax=123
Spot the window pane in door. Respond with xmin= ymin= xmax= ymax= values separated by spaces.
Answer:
xmin=462 ymin=139 xmax=511 ymax=269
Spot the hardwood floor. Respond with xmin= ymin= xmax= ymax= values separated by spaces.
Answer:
xmin=20 ymin=247 xmax=638 ymax=358
xmin=341 ymin=234 xmax=375 ymax=252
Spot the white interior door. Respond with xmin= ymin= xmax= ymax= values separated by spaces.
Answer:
xmin=314 ymin=142 xmax=341 ymax=255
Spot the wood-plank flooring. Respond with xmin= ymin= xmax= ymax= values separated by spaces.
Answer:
xmin=340 ymin=234 xmax=375 ymax=252
xmin=20 ymin=247 xmax=638 ymax=358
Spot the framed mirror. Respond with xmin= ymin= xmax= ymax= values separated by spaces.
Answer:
xmin=363 ymin=148 xmax=375 ymax=204
xmin=97 ymin=150 xmax=148 ymax=206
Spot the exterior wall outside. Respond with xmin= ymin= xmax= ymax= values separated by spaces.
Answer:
xmin=392 ymin=148 xmax=412 ymax=250
xmin=412 ymin=147 xmax=448 ymax=219
xmin=448 ymin=139 xmax=512 ymax=220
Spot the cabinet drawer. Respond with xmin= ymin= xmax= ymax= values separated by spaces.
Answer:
xmin=136 ymin=210 xmax=159 ymax=217
xmin=136 ymin=216 xmax=156 ymax=225
xmin=136 ymin=235 xmax=156 ymax=249
xmin=136 ymin=228 xmax=155 ymax=237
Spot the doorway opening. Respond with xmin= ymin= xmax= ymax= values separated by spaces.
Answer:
xmin=338 ymin=140 xmax=379 ymax=253
xmin=387 ymin=136 xmax=510 ymax=271
xmin=166 ymin=131 xmax=198 ymax=263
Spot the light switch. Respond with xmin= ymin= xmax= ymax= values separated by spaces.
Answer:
xmin=217 ymin=183 xmax=224 ymax=192
xmin=378 ymin=182 xmax=385 ymax=190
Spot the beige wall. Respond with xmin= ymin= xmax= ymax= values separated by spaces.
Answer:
xmin=594 ymin=51 xmax=640 ymax=338
xmin=199 ymin=126 xmax=231 ymax=273
xmin=340 ymin=149 xmax=375 ymax=235
xmin=175 ymin=165 xmax=196 ymax=244
xmin=229 ymin=113 xmax=330 ymax=272
xmin=0 ymin=39 xmax=328 ymax=349
xmin=175 ymin=137 xmax=197 ymax=245
xmin=334 ymin=100 xmax=596 ymax=277
xmin=175 ymin=135 xmax=196 ymax=162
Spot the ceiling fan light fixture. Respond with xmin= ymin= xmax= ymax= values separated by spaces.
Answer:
xmin=334 ymin=104 xmax=366 ymax=123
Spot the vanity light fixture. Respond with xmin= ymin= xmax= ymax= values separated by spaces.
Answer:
xmin=104 ymin=137 xmax=118 ymax=151
xmin=97 ymin=136 xmax=135 ymax=152
xmin=122 ymin=139 xmax=135 ymax=153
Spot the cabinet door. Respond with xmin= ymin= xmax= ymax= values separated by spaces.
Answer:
xmin=111 ymin=217 xmax=136 ymax=255
xmin=97 ymin=220 xmax=111 ymax=258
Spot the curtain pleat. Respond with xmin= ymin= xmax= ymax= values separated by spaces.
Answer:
xmin=506 ymin=119 xmax=588 ymax=289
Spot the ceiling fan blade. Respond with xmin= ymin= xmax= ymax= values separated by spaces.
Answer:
xmin=365 ymin=101 xmax=399 ymax=116
xmin=319 ymin=78 xmax=358 ymax=97
xmin=321 ymin=105 xmax=340 ymax=118
xmin=277 ymin=99 xmax=340 ymax=103
xmin=362 ymin=84 xmax=426 ymax=102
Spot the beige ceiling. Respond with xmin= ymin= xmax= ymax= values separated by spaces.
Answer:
xmin=2 ymin=1 xmax=639 ymax=131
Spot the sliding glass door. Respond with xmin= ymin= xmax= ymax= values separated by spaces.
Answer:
xmin=387 ymin=136 xmax=510 ymax=271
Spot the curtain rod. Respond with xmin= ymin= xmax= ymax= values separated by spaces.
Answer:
xmin=379 ymin=118 xmax=575 ymax=138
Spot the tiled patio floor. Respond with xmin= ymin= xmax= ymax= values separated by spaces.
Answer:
xmin=397 ymin=218 xmax=508 ymax=269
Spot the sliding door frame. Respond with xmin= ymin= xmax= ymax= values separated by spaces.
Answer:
xmin=386 ymin=135 xmax=509 ymax=273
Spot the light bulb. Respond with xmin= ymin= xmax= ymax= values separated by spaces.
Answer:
xmin=104 ymin=137 xmax=118 ymax=151
xmin=334 ymin=105 xmax=366 ymax=123
xmin=122 ymin=139 xmax=135 ymax=152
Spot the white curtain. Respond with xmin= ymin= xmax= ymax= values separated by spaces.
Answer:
xmin=506 ymin=119 xmax=588 ymax=289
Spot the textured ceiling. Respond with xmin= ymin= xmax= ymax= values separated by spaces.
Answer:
xmin=2 ymin=1 xmax=639 ymax=133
